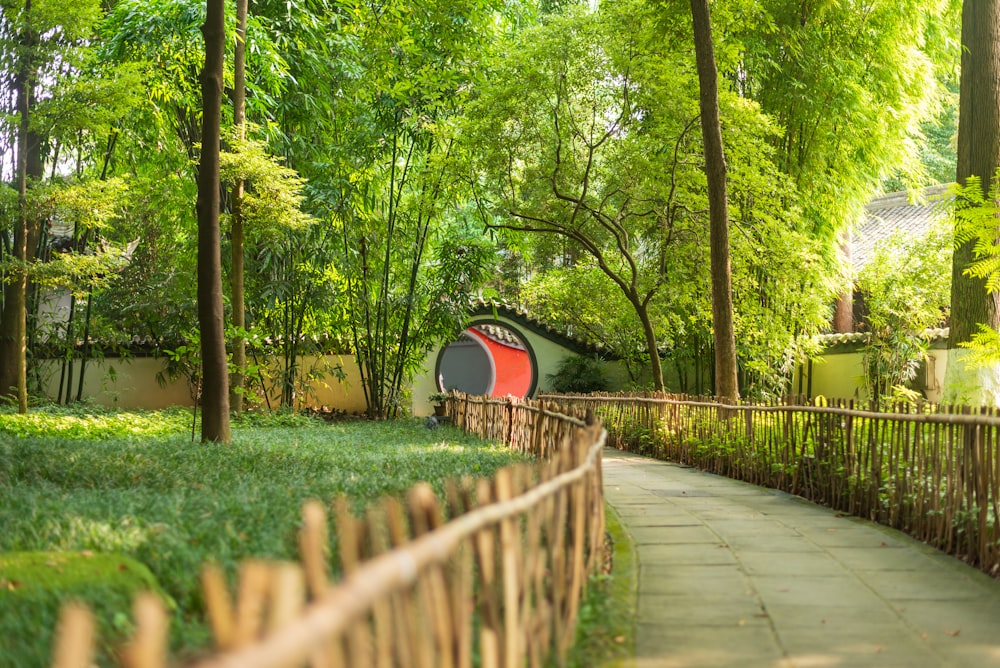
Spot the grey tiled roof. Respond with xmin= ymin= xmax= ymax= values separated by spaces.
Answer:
xmin=852 ymin=184 xmax=952 ymax=271
xmin=816 ymin=327 xmax=949 ymax=348
xmin=469 ymin=296 xmax=609 ymax=357
xmin=472 ymin=323 xmax=528 ymax=349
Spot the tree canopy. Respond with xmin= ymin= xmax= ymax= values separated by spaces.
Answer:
xmin=0 ymin=0 xmax=966 ymax=411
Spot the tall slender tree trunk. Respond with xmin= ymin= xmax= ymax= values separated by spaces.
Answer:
xmin=229 ymin=0 xmax=248 ymax=416
xmin=944 ymin=0 xmax=1000 ymax=405
xmin=632 ymin=297 xmax=665 ymax=391
xmin=690 ymin=0 xmax=739 ymax=403
xmin=197 ymin=0 xmax=231 ymax=442
xmin=833 ymin=231 xmax=854 ymax=333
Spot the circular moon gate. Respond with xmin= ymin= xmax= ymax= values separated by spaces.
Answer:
xmin=435 ymin=323 xmax=537 ymax=399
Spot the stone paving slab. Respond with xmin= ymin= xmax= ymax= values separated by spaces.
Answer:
xmin=603 ymin=448 xmax=1000 ymax=667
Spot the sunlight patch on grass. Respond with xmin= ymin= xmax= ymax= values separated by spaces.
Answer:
xmin=0 ymin=407 xmax=190 ymax=440
xmin=44 ymin=515 xmax=152 ymax=553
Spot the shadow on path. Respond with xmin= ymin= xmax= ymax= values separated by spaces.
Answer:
xmin=603 ymin=448 xmax=1000 ymax=668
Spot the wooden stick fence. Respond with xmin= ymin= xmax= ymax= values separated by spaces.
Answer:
xmin=543 ymin=392 xmax=1000 ymax=576
xmin=50 ymin=396 xmax=607 ymax=668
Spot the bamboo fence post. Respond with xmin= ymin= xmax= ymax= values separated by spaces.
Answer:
xmin=494 ymin=468 xmax=522 ymax=668
xmin=298 ymin=501 xmax=343 ymax=668
xmin=202 ymin=563 xmax=236 ymax=650
xmin=364 ymin=504 xmax=396 ymax=668
xmin=333 ymin=497 xmax=373 ymax=668
xmin=50 ymin=603 xmax=95 ymax=668
xmin=383 ymin=497 xmax=419 ymax=668
xmin=300 ymin=500 xmax=330 ymax=599
xmin=473 ymin=477 xmax=502 ymax=668
xmin=267 ymin=563 xmax=306 ymax=633
xmin=558 ymin=435 xmax=588 ymax=658
xmin=233 ymin=560 xmax=272 ymax=648
xmin=120 ymin=593 xmax=169 ymax=668
xmin=447 ymin=479 xmax=475 ymax=668
xmin=407 ymin=483 xmax=455 ymax=668
xmin=265 ymin=563 xmax=307 ymax=668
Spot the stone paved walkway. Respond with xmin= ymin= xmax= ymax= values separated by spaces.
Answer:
xmin=603 ymin=448 xmax=1000 ymax=667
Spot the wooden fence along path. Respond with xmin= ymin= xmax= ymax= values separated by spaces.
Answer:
xmin=51 ymin=396 xmax=607 ymax=668
xmin=543 ymin=393 xmax=1000 ymax=576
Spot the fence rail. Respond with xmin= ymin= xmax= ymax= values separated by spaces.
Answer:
xmin=543 ymin=392 xmax=1000 ymax=576
xmin=52 ymin=396 xmax=607 ymax=668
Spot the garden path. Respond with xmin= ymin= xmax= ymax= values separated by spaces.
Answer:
xmin=603 ymin=448 xmax=1000 ymax=667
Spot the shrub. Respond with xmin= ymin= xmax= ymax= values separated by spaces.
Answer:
xmin=548 ymin=356 xmax=609 ymax=394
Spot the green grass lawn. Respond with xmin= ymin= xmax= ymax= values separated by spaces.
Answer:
xmin=0 ymin=406 xmax=526 ymax=666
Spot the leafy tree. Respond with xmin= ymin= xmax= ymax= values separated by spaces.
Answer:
xmin=883 ymin=83 xmax=959 ymax=191
xmin=465 ymin=3 xmax=705 ymax=391
xmin=856 ymin=221 xmax=951 ymax=402
xmin=306 ymin=0 xmax=506 ymax=419
xmin=518 ymin=264 xmax=670 ymax=385
xmin=467 ymin=0 xmax=826 ymax=398
xmin=248 ymin=223 xmax=341 ymax=410
xmin=30 ymin=178 xmax=137 ymax=404
xmin=734 ymin=0 xmax=957 ymax=242
xmin=0 ymin=0 xmax=103 ymax=410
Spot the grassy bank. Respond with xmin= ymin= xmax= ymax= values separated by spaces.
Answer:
xmin=0 ymin=406 xmax=525 ymax=665
xmin=567 ymin=503 xmax=638 ymax=667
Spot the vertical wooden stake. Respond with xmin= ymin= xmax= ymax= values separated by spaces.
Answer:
xmin=120 ymin=593 xmax=168 ymax=668
xmin=201 ymin=563 xmax=235 ymax=651
xmin=366 ymin=505 xmax=395 ymax=668
xmin=51 ymin=603 xmax=95 ymax=668
xmin=300 ymin=500 xmax=330 ymax=599
xmin=333 ymin=496 xmax=373 ymax=668
xmin=234 ymin=560 xmax=272 ymax=647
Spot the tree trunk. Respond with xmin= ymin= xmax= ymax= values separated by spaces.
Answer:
xmin=229 ymin=0 xmax=248 ymax=416
xmin=0 ymin=0 xmax=38 ymax=413
xmin=690 ymin=0 xmax=739 ymax=403
xmin=197 ymin=0 xmax=231 ymax=442
xmin=832 ymin=230 xmax=854 ymax=333
xmin=635 ymin=299 xmax=665 ymax=392
xmin=945 ymin=0 xmax=1000 ymax=405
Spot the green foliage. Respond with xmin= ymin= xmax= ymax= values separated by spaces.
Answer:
xmin=959 ymin=325 xmax=1000 ymax=368
xmin=90 ymin=168 xmax=199 ymax=343
xmin=0 ymin=412 xmax=525 ymax=664
xmin=954 ymin=174 xmax=1000 ymax=292
xmin=288 ymin=0 xmax=511 ymax=418
xmin=219 ymin=133 xmax=313 ymax=237
xmin=733 ymin=0 xmax=958 ymax=240
xmin=547 ymin=355 xmax=609 ymax=394
xmin=249 ymin=223 xmax=344 ymax=409
xmin=519 ymin=265 xmax=659 ymax=384
xmin=0 ymin=405 xmax=191 ymax=439
xmin=856 ymin=216 xmax=951 ymax=401
xmin=100 ymin=0 xmax=288 ymax=149
xmin=883 ymin=82 xmax=959 ymax=191
xmin=156 ymin=329 xmax=202 ymax=408
xmin=467 ymin=0 xmax=832 ymax=397
xmin=951 ymin=173 xmax=1000 ymax=367
xmin=463 ymin=0 xmax=708 ymax=389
